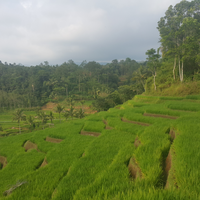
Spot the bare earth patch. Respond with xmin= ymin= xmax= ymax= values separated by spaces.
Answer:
xmin=143 ymin=113 xmax=178 ymax=119
xmin=165 ymin=151 xmax=172 ymax=189
xmin=0 ymin=156 xmax=7 ymax=169
xmin=169 ymin=130 xmax=176 ymax=140
xmin=134 ymin=137 xmax=141 ymax=148
xmin=41 ymin=102 xmax=57 ymax=111
xmin=128 ymin=157 xmax=142 ymax=180
xmin=80 ymin=131 xmax=101 ymax=137
xmin=46 ymin=137 xmax=63 ymax=143
xmin=40 ymin=157 xmax=48 ymax=168
xmin=103 ymin=120 xmax=113 ymax=130
xmin=24 ymin=140 xmax=38 ymax=152
xmin=121 ymin=118 xmax=150 ymax=126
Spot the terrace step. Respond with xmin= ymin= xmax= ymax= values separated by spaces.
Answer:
xmin=80 ymin=131 xmax=101 ymax=137
xmin=46 ymin=137 xmax=63 ymax=143
xmin=128 ymin=157 xmax=142 ymax=180
xmin=121 ymin=118 xmax=150 ymax=126
xmin=23 ymin=140 xmax=38 ymax=152
xmin=0 ymin=156 xmax=7 ymax=169
xmin=143 ymin=113 xmax=178 ymax=119
xmin=40 ymin=157 xmax=48 ymax=168
xmin=103 ymin=120 xmax=113 ymax=130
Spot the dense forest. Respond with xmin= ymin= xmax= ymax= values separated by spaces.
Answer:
xmin=0 ymin=59 xmax=140 ymax=111
xmin=1 ymin=0 xmax=200 ymax=111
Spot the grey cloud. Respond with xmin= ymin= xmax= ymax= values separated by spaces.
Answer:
xmin=0 ymin=0 xmax=189 ymax=65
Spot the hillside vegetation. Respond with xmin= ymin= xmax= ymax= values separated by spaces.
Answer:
xmin=1 ymin=94 xmax=200 ymax=199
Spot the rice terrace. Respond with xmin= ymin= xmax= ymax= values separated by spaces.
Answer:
xmin=0 ymin=95 xmax=200 ymax=199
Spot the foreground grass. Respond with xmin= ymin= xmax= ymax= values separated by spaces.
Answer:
xmin=0 ymin=95 xmax=200 ymax=199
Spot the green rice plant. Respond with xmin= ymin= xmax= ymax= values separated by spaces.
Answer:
xmin=0 ymin=150 xmax=45 ymax=197
xmin=106 ymin=117 xmax=146 ymax=134
xmin=73 ymin=143 xmax=135 ymax=200
xmin=82 ymin=121 xmax=105 ymax=133
xmin=170 ymin=115 xmax=200 ymax=196
xmin=3 ymin=133 xmax=94 ymax=200
xmin=167 ymin=101 xmax=200 ymax=112
xmin=185 ymin=94 xmax=200 ymax=100
xmin=133 ymin=122 xmax=171 ymax=188
xmin=159 ymin=96 xmax=184 ymax=101
xmin=52 ymin=129 xmax=137 ymax=200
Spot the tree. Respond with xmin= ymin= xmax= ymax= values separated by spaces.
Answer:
xmin=146 ymin=48 xmax=161 ymax=91
xmin=37 ymin=111 xmax=48 ymax=130
xmin=56 ymin=104 xmax=64 ymax=123
xmin=49 ymin=111 xmax=54 ymax=123
xmin=132 ymin=66 xmax=149 ymax=93
xmin=75 ymin=108 xmax=85 ymax=119
xmin=12 ymin=109 xmax=26 ymax=134
xmin=63 ymin=112 xmax=69 ymax=121
xmin=80 ymin=100 xmax=85 ymax=111
xmin=26 ymin=115 xmax=35 ymax=132
xmin=67 ymin=106 xmax=75 ymax=120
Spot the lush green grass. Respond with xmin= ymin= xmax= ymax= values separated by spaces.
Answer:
xmin=0 ymin=94 xmax=200 ymax=199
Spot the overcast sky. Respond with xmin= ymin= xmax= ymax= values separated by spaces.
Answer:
xmin=0 ymin=0 xmax=186 ymax=66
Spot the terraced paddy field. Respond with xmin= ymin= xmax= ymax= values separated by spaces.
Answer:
xmin=0 ymin=95 xmax=200 ymax=199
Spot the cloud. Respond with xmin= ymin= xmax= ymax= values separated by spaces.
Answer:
xmin=0 ymin=0 xmax=189 ymax=65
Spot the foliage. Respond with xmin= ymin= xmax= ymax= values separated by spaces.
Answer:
xmin=56 ymin=104 xmax=65 ymax=123
xmin=37 ymin=111 xmax=48 ymax=130
xmin=12 ymin=109 xmax=26 ymax=134
xmin=1 ymin=94 xmax=200 ymax=199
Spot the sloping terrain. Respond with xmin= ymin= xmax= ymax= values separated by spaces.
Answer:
xmin=0 ymin=95 xmax=200 ymax=199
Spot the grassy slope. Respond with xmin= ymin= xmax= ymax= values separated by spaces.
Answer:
xmin=0 ymin=95 xmax=200 ymax=199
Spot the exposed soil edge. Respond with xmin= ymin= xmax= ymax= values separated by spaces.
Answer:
xmin=134 ymin=137 xmax=141 ymax=148
xmin=169 ymin=130 xmax=176 ymax=140
xmin=80 ymin=131 xmax=101 ymax=137
xmin=103 ymin=120 xmax=113 ymax=129
xmin=128 ymin=157 xmax=142 ymax=180
xmin=121 ymin=118 xmax=150 ymax=126
xmin=143 ymin=113 xmax=178 ymax=119
xmin=0 ymin=156 xmax=7 ymax=169
xmin=46 ymin=137 xmax=63 ymax=143
xmin=164 ymin=150 xmax=171 ymax=189
xmin=164 ymin=129 xmax=178 ymax=189
xmin=24 ymin=140 xmax=38 ymax=152
xmin=165 ymin=150 xmax=178 ymax=189
xmin=40 ymin=157 xmax=48 ymax=168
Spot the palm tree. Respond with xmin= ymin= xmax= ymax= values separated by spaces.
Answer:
xmin=49 ymin=111 xmax=54 ymax=123
xmin=26 ymin=115 xmax=35 ymax=132
xmin=68 ymin=106 xmax=75 ymax=120
xmin=80 ymin=100 xmax=85 ymax=111
xmin=37 ymin=111 xmax=48 ymax=130
xmin=66 ymin=97 xmax=75 ymax=107
xmin=63 ymin=112 xmax=69 ymax=121
xmin=12 ymin=109 xmax=26 ymax=134
xmin=75 ymin=108 xmax=85 ymax=119
xmin=56 ymin=104 xmax=64 ymax=123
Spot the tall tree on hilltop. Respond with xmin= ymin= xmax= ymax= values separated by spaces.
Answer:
xmin=146 ymin=48 xmax=161 ymax=91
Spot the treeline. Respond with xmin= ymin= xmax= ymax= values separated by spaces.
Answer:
xmin=0 ymin=58 xmax=140 ymax=110
xmin=133 ymin=0 xmax=200 ymax=95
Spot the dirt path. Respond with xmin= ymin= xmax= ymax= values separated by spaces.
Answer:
xmin=23 ymin=140 xmax=38 ymax=152
xmin=143 ymin=113 xmax=178 ymax=119
xmin=134 ymin=137 xmax=141 ymax=148
xmin=40 ymin=157 xmax=48 ymax=168
xmin=46 ymin=137 xmax=63 ymax=143
xmin=128 ymin=157 xmax=142 ymax=180
xmin=80 ymin=131 xmax=101 ymax=137
xmin=103 ymin=120 xmax=113 ymax=129
xmin=121 ymin=118 xmax=150 ymax=126
xmin=0 ymin=156 xmax=7 ymax=169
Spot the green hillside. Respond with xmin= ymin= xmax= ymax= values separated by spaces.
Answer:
xmin=1 ymin=94 xmax=200 ymax=199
